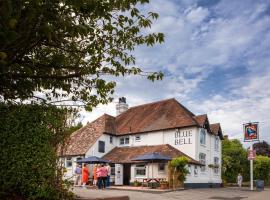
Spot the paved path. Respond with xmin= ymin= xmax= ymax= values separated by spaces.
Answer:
xmin=74 ymin=187 xmax=270 ymax=200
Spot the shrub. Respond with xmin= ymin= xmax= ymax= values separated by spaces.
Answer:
xmin=0 ymin=103 xmax=74 ymax=200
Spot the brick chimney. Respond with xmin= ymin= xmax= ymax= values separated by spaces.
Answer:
xmin=116 ymin=97 xmax=129 ymax=116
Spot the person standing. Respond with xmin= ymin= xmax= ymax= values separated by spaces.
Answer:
xmin=74 ymin=164 xmax=82 ymax=186
xmin=100 ymin=164 xmax=108 ymax=189
xmin=237 ymin=173 xmax=243 ymax=188
xmin=82 ymin=164 xmax=89 ymax=188
xmin=96 ymin=164 xmax=102 ymax=189
xmin=106 ymin=163 xmax=111 ymax=187
xmin=93 ymin=164 xmax=98 ymax=188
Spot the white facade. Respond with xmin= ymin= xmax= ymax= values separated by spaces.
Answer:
xmin=62 ymin=125 xmax=222 ymax=187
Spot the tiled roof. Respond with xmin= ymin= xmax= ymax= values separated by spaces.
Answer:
xmin=115 ymin=98 xmax=199 ymax=135
xmin=60 ymin=114 xmax=114 ymax=156
xmin=102 ymin=144 xmax=202 ymax=165
xmin=194 ymin=114 xmax=207 ymax=127
xmin=210 ymin=123 xmax=223 ymax=139
xmin=61 ymin=98 xmax=223 ymax=156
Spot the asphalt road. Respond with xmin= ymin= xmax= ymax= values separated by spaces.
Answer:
xmin=74 ymin=187 xmax=270 ymax=200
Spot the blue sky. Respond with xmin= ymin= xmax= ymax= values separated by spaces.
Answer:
xmin=80 ymin=0 xmax=270 ymax=144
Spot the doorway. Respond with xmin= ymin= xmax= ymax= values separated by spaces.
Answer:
xmin=123 ymin=164 xmax=131 ymax=185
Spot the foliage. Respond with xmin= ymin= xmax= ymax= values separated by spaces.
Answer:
xmin=0 ymin=0 xmax=164 ymax=110
xmin=222 ymin=139 xmax=249 ymax=183
xmin=253 ymin=141 xmax=270 ymax=157
xmin=0 ymin=103 xmax=75 ymax=200
xmin=254 ymin=155 xmax=270 ymax=182
xmin=170 ymin=156 xmax=189 ymax=183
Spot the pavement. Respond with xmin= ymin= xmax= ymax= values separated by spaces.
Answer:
xmin=73 ymin=187 xmax=270 ymax=200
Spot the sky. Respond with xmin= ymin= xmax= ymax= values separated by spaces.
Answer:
xmin=79 ymin=0 xmax=270 ymax=145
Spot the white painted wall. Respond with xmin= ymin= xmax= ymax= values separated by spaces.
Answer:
xmin=62 ymin=126 xmax=222 ymax=185
xmin=85 ymin=134 xmax=116 ymax=157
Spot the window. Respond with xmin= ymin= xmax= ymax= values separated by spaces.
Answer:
xmin=135 ymin=164 xmax=146 ymax=176
xmin=187 ymin=164 xmax=192 ymax=175
xmin=200 ymin=128 xmax=206 ymax=145
xmin=194 ymin=166 xmax=198 ymax=176
xmin=135 ymin=135 xmax=141 ymax=142
xmin=199 ymin=153 xmax=206 ymax=172
xmin=110 ymin=136 xmax=113 ymax=144
xmin=66 ymin=157 xmax=72 ymax=168
xmin=158 ymin=163 xmax=165 ymax=173
xmin=110 ymin=164 xmax=115 ymax=176
xmin=98 ymin=141 xmax=105 ymax=153
xmin=214 ymin=136 xmax=219 ymax=150
xmin=214 ymin=157 xmax=219 ymax=174
xmin=120 ymin=137 xmax=129 ymax=145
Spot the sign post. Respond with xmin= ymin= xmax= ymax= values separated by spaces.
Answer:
xmin=243 ymin=122 xmax=259 ymax=191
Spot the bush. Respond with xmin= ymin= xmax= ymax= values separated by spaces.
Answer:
xmin=0 ymin=103 xmax=74 ymax=200
xmin=254 ymin=155 xmax=270 ymax=182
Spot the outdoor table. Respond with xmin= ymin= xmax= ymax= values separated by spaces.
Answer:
xmin=141 ymin=178 xmax=165 ymax=188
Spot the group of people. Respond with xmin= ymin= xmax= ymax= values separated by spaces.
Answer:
xmin=74 ymin=163 xmax=111 ymax=189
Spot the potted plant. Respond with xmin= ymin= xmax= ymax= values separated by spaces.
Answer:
xmin=133 ymin=180 xmax=141 ymax=187
xmin=160 ymin=180 xmax=169 ymax=189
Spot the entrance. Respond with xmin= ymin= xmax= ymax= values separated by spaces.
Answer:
xmin=123 ymin=164 xmax=131 ymax=185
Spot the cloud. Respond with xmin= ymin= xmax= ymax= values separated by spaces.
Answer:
xmin=80 ymin=0 xmax=270 ymax=144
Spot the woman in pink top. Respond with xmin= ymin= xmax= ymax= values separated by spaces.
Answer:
xmin=100 ymin=164 xmax=108 ymax=189
xmin=96 ymin=164 xmax=102 ymax=189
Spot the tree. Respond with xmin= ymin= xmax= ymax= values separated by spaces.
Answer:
xmin=0 ymin=0 xmax=164 ymax=110
xmin=222 ymin=139 xmax=249 ymax=183
xmin=254 ymin=155 xmax=270 ymax=183
xmin=253 ymin=141 xmax=270 ymax=157
xmin=170 ymin=156 xmax=189 ymax=188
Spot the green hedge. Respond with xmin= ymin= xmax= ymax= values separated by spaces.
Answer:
xmin=0 ymin=103 xmax=74 ymax=200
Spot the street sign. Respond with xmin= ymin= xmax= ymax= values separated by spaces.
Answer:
xmin=243 ymin=122 xmax=259 ymax=191
xmin=243 ymin=122 xmax=259 ymax=142
xmin=248 ymin=149 xmax=256 ymax=160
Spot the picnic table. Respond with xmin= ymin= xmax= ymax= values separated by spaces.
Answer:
xmin=141 ymin=178 xmax=166 ymax=188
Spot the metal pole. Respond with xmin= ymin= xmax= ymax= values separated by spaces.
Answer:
xmin=250 ymin=142 xmax=253 ymax=191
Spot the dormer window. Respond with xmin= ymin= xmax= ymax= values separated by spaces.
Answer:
xmin=200 ymin=128 xmax=206 ymax=145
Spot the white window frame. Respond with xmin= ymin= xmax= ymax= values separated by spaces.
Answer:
xmin=187 ymin=164 xmax=192 ymax=176
xmin=200 ymin=128 xmax=206 ymax=145
xmin=135 ymin=164 xmax=146 ymax=177
xmin=120 ymin=136 xmax=130 ymax=145
xmin=110 ymin=136 xmax=113 ymax=144
xmin=135 ymin=135 xmax=141 ymax=142
xmin=65 ymin=157 xmax=72 ymax=168
xmin=214 ymin=136 xmax=219 ymax=151
xmin=158 ymin=163 xmax=166 ymax=173
xmin=199 ymin=153 xmax=206 ymax=172
xmin=194 ymin=166 xmax=198 ymax=176
xmin=214 ymin=157 xmax=219 ymax=174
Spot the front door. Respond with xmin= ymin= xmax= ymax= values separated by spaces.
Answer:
xmin=123 ymin=164 xmax=131 ymax=185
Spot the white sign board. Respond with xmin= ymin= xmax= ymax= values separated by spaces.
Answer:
xmin=114 ymin=164 xmax=123 ymax=185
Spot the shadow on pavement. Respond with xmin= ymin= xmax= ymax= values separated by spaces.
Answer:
xmin=209 ymin=197 xmax=247 ymax=200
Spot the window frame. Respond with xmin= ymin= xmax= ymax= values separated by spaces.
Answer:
xmin=214 ymin=157 xmax=219 ymax=174
xmin=65 ymin=157 xmax=73 ymax=168
xmin=199 ymin=153 xmax=206 ymax=172
xmin=214 ymin=136 xmax=219 ymax=151
xmin=135 ymin=135 xmax=141 ymax=142
xmin=110 ymin=136 xmax=113 ymax=144
xmin=135 ymin=164 xmax=146 ymax=177
xmin=194 ymin=166 xmax=198 ymax=176
xmin=98 ymin=140 xmax=105 ymax=153
xmin=119 ymin=136 xmax=130 ymax=145
xmin=158 ymin=163 xmax=166 ymax=173
xmin=200 ymin=128 xmax=206 ymax=145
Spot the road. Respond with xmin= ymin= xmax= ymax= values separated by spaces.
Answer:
xmin=74 ymin=187 xmax=270 ymax=200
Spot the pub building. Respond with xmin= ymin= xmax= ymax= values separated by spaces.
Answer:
xmin=60 ymin=98 xmax=223 ymax=188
